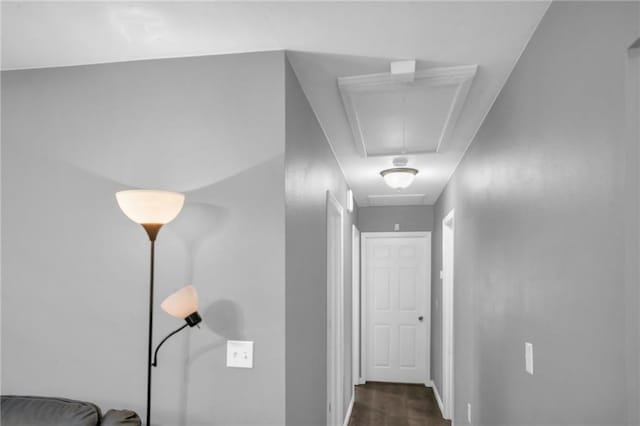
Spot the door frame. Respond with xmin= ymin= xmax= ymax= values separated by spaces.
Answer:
xmin=352 ymin=225 xmax=363 ymax=385
xmin=626 ymin=39 xmax=640 ymax=425
xmin=361 ymin=231 xmax=431 ymax=385
xmin=326 ymin=191 xmax=344 ymax=426
xmin=442 ymin=209 xmax=455 ymax=421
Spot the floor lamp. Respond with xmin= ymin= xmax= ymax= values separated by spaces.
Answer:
xmin=115 ymin=189 xmax=186 ymax=426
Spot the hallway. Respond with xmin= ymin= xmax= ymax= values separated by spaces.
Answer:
xmin=1 ymin=2 xmax=639 ymax=426
xmin=348 ymin=383 xmax=450 ymax=426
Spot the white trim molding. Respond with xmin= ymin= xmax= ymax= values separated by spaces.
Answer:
xmin=326 ymin=191 xmax=345 ymax=426
xmin=367 ymin=193 xmax=426 ymax=207
xmin=432 ymin=381 xmax=445 ymax=419
xmin=442 ymin=208 xmax=455 ymax=422
xmin=352 ymin=225 xmax=362 ymax=387
xmin=342 ymin=391 xmax=355 ymax=426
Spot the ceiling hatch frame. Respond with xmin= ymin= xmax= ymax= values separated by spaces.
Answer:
xmin=367 ymin=193 xmax=426 ymax=206
xmin=338 ymin=65 xmax=478 ymax=158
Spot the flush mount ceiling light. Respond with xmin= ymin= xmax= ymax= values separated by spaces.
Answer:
xmin=380 ymin=167 xmax=419 ymax=189
xmin=380 ymin=157 xmax=419 ymax=190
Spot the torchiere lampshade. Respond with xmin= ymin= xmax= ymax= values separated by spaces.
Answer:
xmin=116 ymin=190 xmax=185 ymax=240
xmin=161 ymin=285 xmax=202 ymax=327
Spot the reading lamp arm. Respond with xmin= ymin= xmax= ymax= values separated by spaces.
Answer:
xmin=151 ymin=324 xmax=188 ymax=367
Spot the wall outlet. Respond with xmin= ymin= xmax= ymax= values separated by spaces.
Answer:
xmin=525 ymin=342 xmax=534 ymax=375
xmin=227 ymin=340 xmax=254 ymax=368
xmin=440 ymin=270 xmax=444 ymax=279
xmin=394 ymin=223 xmax=400 ymax=231
xmin=467 ymin=403 xmax=471 ymax=423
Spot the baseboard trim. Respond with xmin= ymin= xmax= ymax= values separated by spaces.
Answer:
xmin=432 ymin=381 xmax=445 ymax=419
xmin=343 ymin=390 xmax=355 ymax=426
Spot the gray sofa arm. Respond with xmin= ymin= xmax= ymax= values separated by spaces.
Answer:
xmin=1 ymin=395 xmax=101 ymax=426
xmin=102 ymin=409 xmax=141 ymax=426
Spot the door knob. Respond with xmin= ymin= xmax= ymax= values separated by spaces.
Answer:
xmin=418 ymin=316 xmax=424 ymax=321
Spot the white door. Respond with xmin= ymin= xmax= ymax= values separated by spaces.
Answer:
xmin=326 ymin=192 xmax=344 ymax=426
xmin=363 ymin=232 xmax=431 ymax=384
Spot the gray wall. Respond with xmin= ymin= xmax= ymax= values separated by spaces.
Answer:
xmin=2 ymin=51 xmax=287 ymax=425
xmin=430 ymin=2 xmax=640 ymax=425
xmin=358 ymin=205 xmax=434 ymax=232
xmin=285 ymin=56 xmax=357 ymax=426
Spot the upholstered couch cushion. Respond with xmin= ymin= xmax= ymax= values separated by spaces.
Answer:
xmin=1 ymin=395 xmax=101 ymax=426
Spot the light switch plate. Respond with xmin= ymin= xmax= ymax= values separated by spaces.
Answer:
xmin=525 ymin=342 xmax=534 ymax=375
xmin=227 ymin=340 xmax=254 ymax=368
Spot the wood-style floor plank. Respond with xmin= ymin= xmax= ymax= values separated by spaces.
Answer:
xmin=348 ymin=382 xmax=451 ymax=426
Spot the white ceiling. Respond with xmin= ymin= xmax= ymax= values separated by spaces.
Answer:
xmin=1 ymin=1 xmax=550 ymax=206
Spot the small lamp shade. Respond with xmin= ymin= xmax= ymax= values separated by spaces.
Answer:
xmin=161 ymin=285 xmax=199 ymax=319
xmin=115 ymin=190 xmax=185 ymax=225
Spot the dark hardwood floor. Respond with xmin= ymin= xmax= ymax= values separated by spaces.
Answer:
xmin=348 ymin=382 xmax=451 ymax=426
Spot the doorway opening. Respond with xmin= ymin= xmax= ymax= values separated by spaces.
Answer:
xmin=625 ymin=38 xmax=640 ymax=425
xmin=352 ymin=225 xmax=362 ymax=387
xmin=441 ymin=209 xmax=455 ymax=421
xmin=326 ymin=191 xmax=344 ymax=426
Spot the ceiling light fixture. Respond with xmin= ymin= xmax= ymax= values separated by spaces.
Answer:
xmin=380 ymin=157 xmax=419 ymax=190
xmin=380 ymin=167 xmax=419 ymax=189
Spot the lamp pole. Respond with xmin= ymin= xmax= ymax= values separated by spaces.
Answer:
xmin=115 ymin=190 xmax=185 ymax=426
xmin=143 ymin=224 xmax=162 ymax=426
xmin=146 ymin=239 xmax=155 ymax=426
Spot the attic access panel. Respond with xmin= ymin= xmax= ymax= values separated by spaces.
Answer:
xmin=338 ymin=65 xmax=477 ymax=158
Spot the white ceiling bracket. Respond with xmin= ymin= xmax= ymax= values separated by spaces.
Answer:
xmin=392 ymin=157 xmax=409 ymax=167
xmin=390 ymin=60 xmax=416 ymax=83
